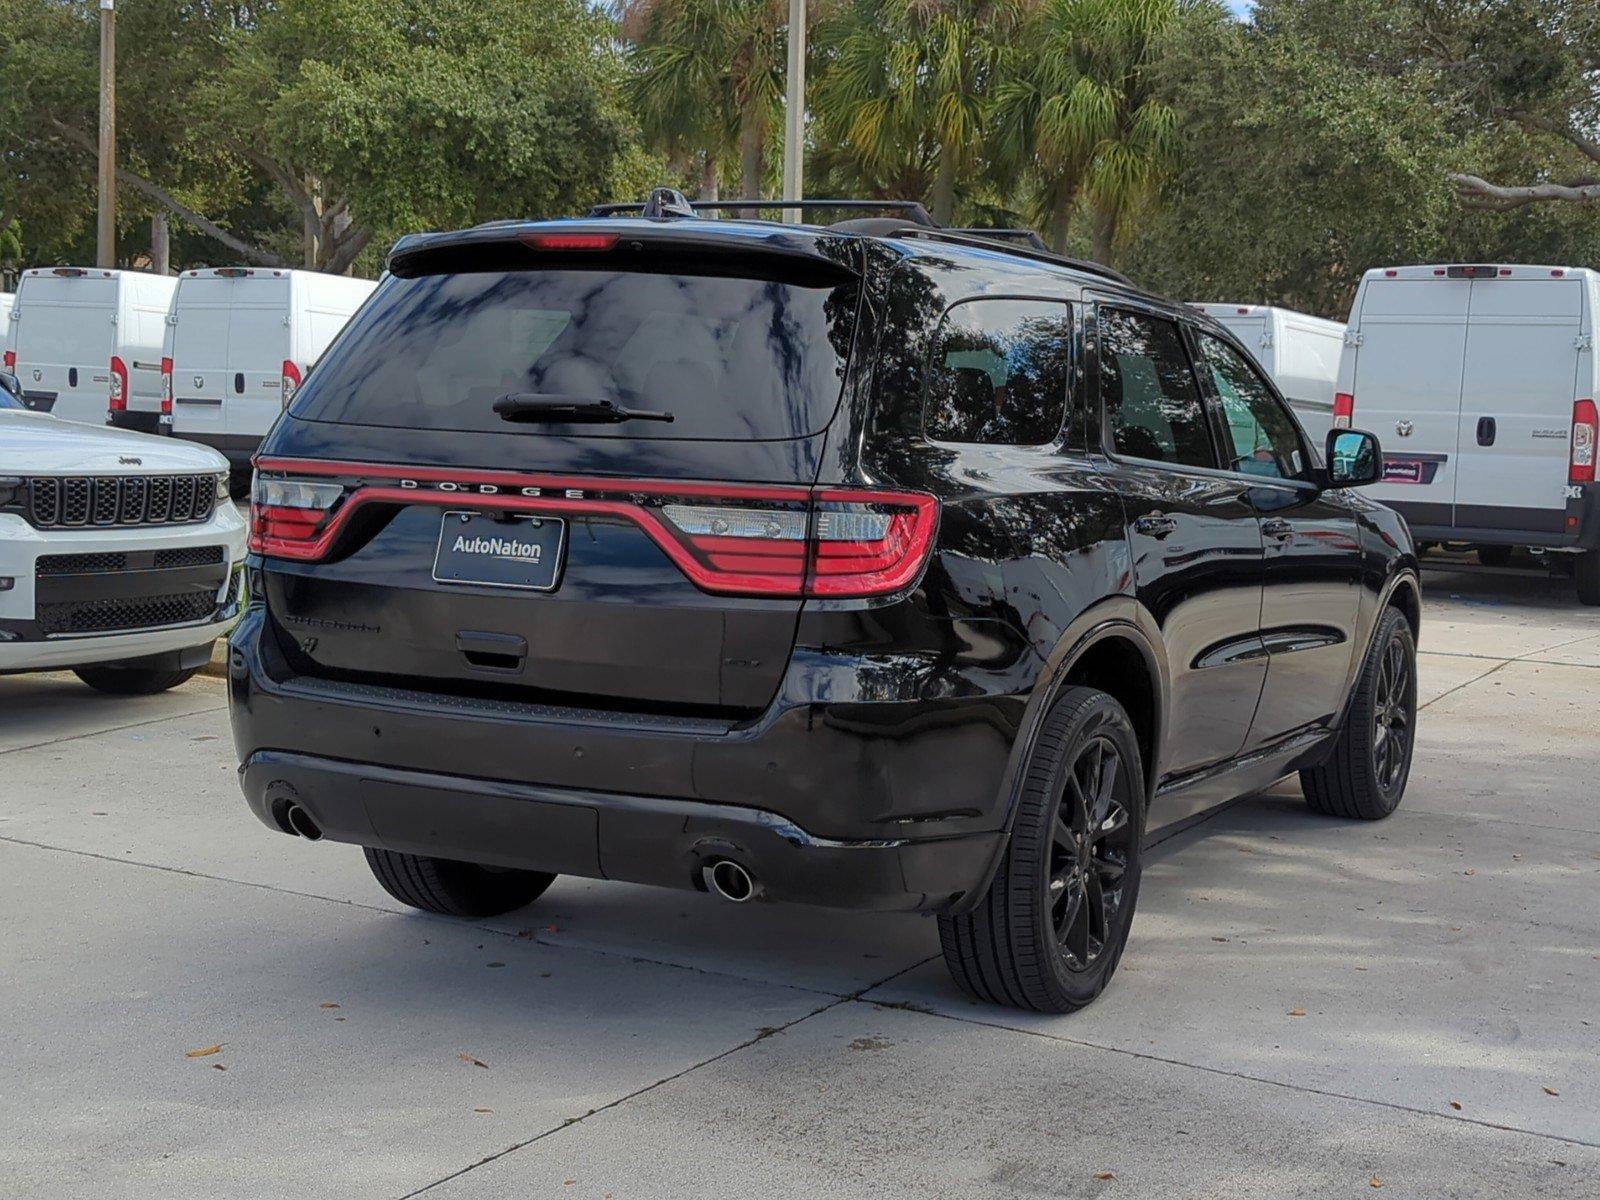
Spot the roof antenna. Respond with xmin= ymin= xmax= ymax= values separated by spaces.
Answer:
xmin=641 ymin=187 xmax=696 ymax=220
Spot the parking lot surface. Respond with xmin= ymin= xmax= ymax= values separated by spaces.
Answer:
xmin=3 ymin=561 xmax=1597 ymax=1198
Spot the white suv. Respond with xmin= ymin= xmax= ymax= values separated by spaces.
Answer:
xmin=1 ymin=371 xmax=246 ymax=693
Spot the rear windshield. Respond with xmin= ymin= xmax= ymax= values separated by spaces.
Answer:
xmin=290 ymin=267 xmax=860 ymax=440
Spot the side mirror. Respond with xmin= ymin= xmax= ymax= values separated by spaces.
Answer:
xmin=0 ymin=371 xmax=21 ymax=401
xmin=1324 ymin=428 xmax=1382 ymax=488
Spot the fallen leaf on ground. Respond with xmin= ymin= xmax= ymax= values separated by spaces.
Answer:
xmin=211 ymin=1064 xmax=227 ymax=1071
xmin=1211 ymin=936 xmax=1229 ymax=942
xmin=848 ymin=1037 xmax=890 ymax=1052
xmin=473 ymin=1107 xmax=492 ymax=1114
xmin=1464 ymin=868 xmax=1476 ymax=876
xmin=1094 ymin=1171 xmax=1115 ymax=1181
xmin=1543 ymin=1086 xmax=1559 ymax=1096
xmin=1354 ymin=966 xmax=1369 ymax=972
xmin=319 ymin=1002 xmax=340 ymax=1010
xmin=185 ymin=1044 xmax=224 ymax=1058
xmin=458 ymin=1053 xmax=489 ymax=1069
xmin=1449 ymin=1101 xmax=1462 ymax=1111
xmin=563 ymin=1180 xmax=575 ymax=1187
xmin=487 ymin=962 xmax=505 ymax=969
xmin=1288 ymin=1008 xmax=1307 ymax=1017
xmin=1369 ymin=1177 xmax=1383 ymax=1189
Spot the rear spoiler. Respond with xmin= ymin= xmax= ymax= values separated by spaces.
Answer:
xmin=387 ymin=222 xmax=861 ymax=286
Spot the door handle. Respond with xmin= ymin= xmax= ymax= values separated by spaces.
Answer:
xmin=1476 ymin=416 xmax=1496 ymax=446
xmin=1133 ymin=513 xmax=1178 ymax=538
xmin=456 ymin=630 xmax=527 ymax=673
xmin=1261 ymin=518 xmax=1294 ymax=541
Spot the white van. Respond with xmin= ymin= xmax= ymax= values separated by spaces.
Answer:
xmin=1190 ymin=303 xmax=1345 ymax=442
xmin=1337 ymin=264 xmax=1599 ymax=602
xmin=166 ymin=268 xmax=375 ymax=471
xmin=3 ymin=268 xmax=178 ymax=430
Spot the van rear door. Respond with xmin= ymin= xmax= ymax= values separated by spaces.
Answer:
xmin=1348 ymin=279 xmax=1470 ymax=525
xmin=1453 ymin=276 xmax=1582 ymax=536
xmin=11 ymin=271 xmax=118 ymax=425
xmin=222 ymin=279 xmax=293 ymax=443
xmin=170 ymin=276 xmax=235 ymax=447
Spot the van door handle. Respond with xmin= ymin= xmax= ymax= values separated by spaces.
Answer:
xmin=1261 ymin=518 xmax=1295 ymax=541
xmin=1133 ymin=513 xmax=1178 ymax=538
xmin=1476 ymin=416 xmax=1496 ymax=446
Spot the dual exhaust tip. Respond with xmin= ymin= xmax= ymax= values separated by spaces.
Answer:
xmin=703 ymin=858 xmax=757 ymax=903
xmin=282 ymin=803 xmax=323 ymax=841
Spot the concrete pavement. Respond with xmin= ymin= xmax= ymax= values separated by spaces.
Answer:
xmin=2 ymin=560 xmax=1596 ymax=1198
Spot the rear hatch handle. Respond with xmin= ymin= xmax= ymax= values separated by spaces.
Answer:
xmin=456 ymin=630 xmax=528 ymax=674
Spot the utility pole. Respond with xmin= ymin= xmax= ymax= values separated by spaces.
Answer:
xmin=781 ymin=0 xmax=805 ymax=224
xmin=96 ymin=0 xmax=116 ymax=267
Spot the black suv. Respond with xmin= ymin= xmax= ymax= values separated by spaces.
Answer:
xmin=230 ymin=195 xmax=1420 ymax=1013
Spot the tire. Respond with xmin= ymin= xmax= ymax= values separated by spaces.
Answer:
xmin=73 ymin=664 xmax=202 ymax=695
xmin=1300 ymin=606 xmax=1417 ymax=820
xmin=938 ymin=687 xmax=1145 ymax=1013
xmin=1476 ymin=544 xmax=1514 ymax=568
xmin=364 ymin=848 xmax=555 ymax=918
xmin=1577 ymin=551 xmax=1600 ymax=607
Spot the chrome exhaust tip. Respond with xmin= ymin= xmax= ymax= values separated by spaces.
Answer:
xmin=284 ymin=803 xmax=323 ymax=841
xmin=705 ymin=859 xmax=756 ymax=903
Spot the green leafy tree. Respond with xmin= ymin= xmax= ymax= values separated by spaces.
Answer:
xmin=622 ymin=0 xmax=787 ymax=203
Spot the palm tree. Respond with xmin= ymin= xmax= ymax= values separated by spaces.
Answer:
xmin=814 ymin=0 xmax=1022 ymax=224
xmin=993 ymin=0 xmax=1186 ymax=261
xmin=622 ymin=0 xmax=787 ymax=204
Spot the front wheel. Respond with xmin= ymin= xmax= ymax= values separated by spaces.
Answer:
xmin=74 ymin=664 xmax=201 ymax=695
xmin=364 ymin=848 xmax=555 ymax=918
xmin=1300 ymin=606 xmax=1417 ymax=820
xmin=938 ymin=687 xmax=1145 ymax=1013
xmin=1576 ymin=551 xmax=1600 ymax=606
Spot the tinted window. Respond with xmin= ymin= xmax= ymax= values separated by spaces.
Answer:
xmin=1197 ymin=333 xmax=1306 ymax=479
xmin=925 ymin=299 xmax=1071 ymax=445
xmin=1100 ymin=310 xmax=1216 ymax=469
xmin=291 ymin=269 xmax=859 ymax=440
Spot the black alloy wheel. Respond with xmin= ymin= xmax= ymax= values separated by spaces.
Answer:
xmin=1371 ymin=632 xmax=1414 ymax=793
xmin=1049 ymin=737 xmax=1136 ymax=971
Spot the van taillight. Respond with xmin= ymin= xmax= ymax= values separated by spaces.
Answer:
xmin=248 ymin=474 xmax=345 ymax=557
xmin=108 ymin=356 xmax=128 ymax=412
xmin=1571 ymin=399 xmax=1598 ymax=485
xmin=160 ymin=357 xmax=174 ymax=417
xmin=3 ymin=350 xmax=14 ymax=370
xmin=281 ymin=360 xmax=302 ymax=409
xmin=1332 ymin=392 xmax=1355 ymax=429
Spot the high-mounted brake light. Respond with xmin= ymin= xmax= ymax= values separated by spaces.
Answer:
xmin=108 ymin=356 xmax=128 ymax=412
xmin=51 ymin=267 xmax=88 ymax=278
xmin=159 ymin=357 xmax=174 ymax=417
xmin=215 ymin=267 xmax=254 ymax=278
xmin=281 ymin=360 xmax=302 ymax=409
xmin=1332 ymin=392 xmax=1355 ymax=430
xmin=1571 ymin=399 xmax=1598 ymax=485
xmin=521 ymin=233 xmax=619 ymax=251
xmin=1446 ymin=265 xmax=1499 ymax=279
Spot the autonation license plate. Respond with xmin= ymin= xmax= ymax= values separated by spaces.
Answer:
xmin=433 ymin=511 xmax=566 ymax=591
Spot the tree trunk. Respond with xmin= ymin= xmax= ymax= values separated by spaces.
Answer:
xmin=1090 ymin=203 xmax=1117 ymax=267
xmin=303 ymin=178 xmax=321 ymax=269
xmin=930 ymin=147 xmax=958 ymax=225
xmin=738 ymin=106 xmax=764 ymax=215
xmin=1046 ymin=183 xmax=1078 ymax=253
xmin=150 ymin=211 xmax=170 ymax=275
xmin=699 ymin=152 xmax=720 ymax=201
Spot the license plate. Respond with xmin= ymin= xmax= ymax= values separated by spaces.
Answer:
xmin=432 ymin=511 xmax=566 ymax=591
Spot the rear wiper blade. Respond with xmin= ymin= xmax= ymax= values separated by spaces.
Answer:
xmin=492 ymin=393 xmax=675 ymax=424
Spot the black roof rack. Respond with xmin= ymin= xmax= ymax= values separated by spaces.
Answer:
xmin=584 ymin=190 xmax=1130 ymax=284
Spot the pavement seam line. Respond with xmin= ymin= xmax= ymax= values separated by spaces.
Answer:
xmin=855 ymin=997 xmax=1600 ymax=1151
xmin=396 ymin=954 xmax=942 ymax=1199
xmin=0 ymin=701 xmax=228 ymax=757
xmin=0 ymin=834 xmax=848 ymax=1000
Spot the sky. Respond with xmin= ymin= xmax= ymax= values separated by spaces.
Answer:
xmin=1227 ymin=0 xmax=1256 ymax=15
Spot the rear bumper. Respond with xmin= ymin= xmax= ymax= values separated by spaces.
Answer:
xmin=228 ymin=604 xmax=1026 ymax=911
xmin=241 ymin=749 xmax=1003 ymax=912
xmin=1396 ymin=486 xmax=1599 ymax=551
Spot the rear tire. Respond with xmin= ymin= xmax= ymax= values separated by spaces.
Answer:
xmin=938 ymin=687 xmax=1145 ymax=1013
xmin=1577 ymin=551 xmax=1600 ymax=607
xmin=73 ymin=664 xmax=201 ymax=695
xmin=1476 ymin=544 xmax=1513 ymax=568
xmin=363 ymin=848 xmax=555 ymax=918
xmin=1300 ymin=607 xmax=1416 ymax=820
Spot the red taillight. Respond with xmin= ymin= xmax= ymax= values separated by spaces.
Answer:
xmin=281 ymin=360 xmax=302 ymax=409
xmin=1571 ymin=399 xmax=1598 ymax=485
xmin=1332 ymin=392 xmax=1355 ymax=429
xmin=248 ymin=461 xmax=940 ymax=598
xmin=3 ymin=349 xmax=14 ymax=370
xmin=521 ymin=233 xmax=619 ymax=251
xmin=108 ymin=356 xmax=129 ymax=411
xmin=160 ymin=356 xmax=174 ymax=416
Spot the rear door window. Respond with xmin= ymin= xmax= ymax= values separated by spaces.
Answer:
xmin=290 ymin=268 xmax=860 ymax=441
xmin=1099 ymin=308 xmax=1218 ymax=470
xmin=923 ymin=299 xmax=1072 ymax=445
